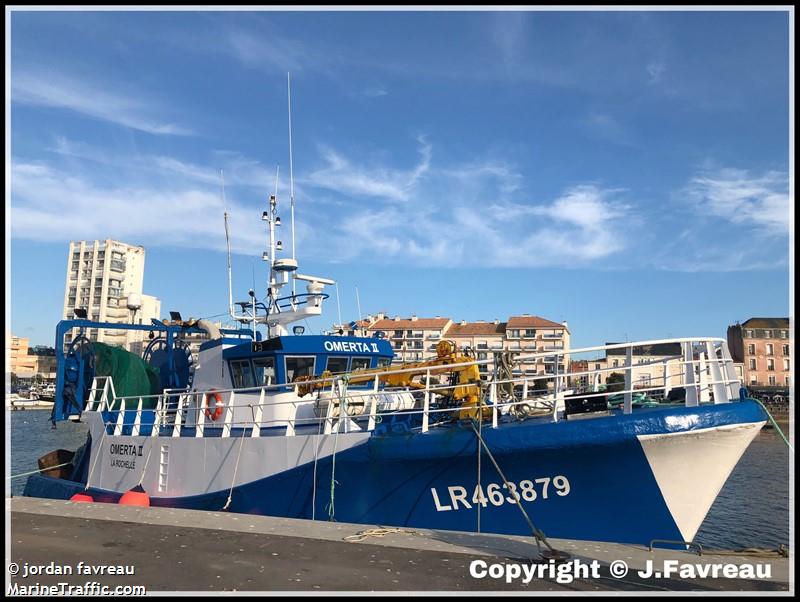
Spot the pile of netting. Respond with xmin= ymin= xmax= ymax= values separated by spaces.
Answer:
xmin=93 ymin=342 xmax=162 ymax=410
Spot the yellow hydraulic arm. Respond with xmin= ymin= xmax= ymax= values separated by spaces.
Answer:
xmin=294 ymin=340 xmax=490 ymax=419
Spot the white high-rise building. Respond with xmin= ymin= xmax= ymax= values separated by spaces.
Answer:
xmin=62 ymin=239 xmax=160 ymax=350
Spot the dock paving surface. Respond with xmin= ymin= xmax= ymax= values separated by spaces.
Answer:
xmin=7 ymin=497 xmax=791 ymax=593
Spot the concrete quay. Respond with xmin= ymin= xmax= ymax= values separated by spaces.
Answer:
xmin=7 ymin=497 xmax=792 ymax=593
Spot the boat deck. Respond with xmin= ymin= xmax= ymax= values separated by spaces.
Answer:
xmin=8 ymin=497 xmax=790 ymax=592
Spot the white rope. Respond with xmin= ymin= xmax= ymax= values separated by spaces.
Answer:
xmin=83 ymin=422 xmax=111 ymax=491
xmin=7 ymin=462 xmax=73 ymax=480
xmin=222 ymin=404 xmax=250 ymax=511
xmin=343 ymin=527 xmax=420 ymax=543
xmin=311 ymin=390 xmax=325 ymax=521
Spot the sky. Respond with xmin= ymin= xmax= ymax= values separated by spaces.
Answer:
xmin=7 ymin=8 xmax=793 ymax=350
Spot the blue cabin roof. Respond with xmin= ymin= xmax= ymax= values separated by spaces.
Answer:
xmin=216 ymin=335 xmax=394 ymax=359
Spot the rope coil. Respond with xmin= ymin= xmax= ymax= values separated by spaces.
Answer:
xmin=343 ymin=527 xmax=421 ymax=543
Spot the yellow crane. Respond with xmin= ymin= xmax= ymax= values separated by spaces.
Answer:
xmin=295 ymin=340 xmax=491 ymax=420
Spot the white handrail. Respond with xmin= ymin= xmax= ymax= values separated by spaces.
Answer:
xmin=86 ymin=337 xmax=742 ymax=437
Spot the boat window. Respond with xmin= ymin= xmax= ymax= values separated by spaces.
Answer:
xmin=351 ymin=357 xmax=371 ymax=372
xmin=253 ymin=357 xmax=276 ymax=386
xmin=326 ymin=356 xmax=349 ymax=374
xmin=230 ymin=359 xmax=255 ymax=388
xmin=285 ymin=356 xmax=315 ymax=383
xmin=377 ymin=358 xmax=392 ymax=368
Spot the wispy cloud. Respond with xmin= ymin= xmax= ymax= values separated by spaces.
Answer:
xmin=48 ymin=136 xmax=275 ymax=189
xmin=300 ymin=142 xmax=635 ymax=268
xmin=646 ymin=61 xmax=666 ymax=84
xmin=489 ymin=12 xmax=530 ymax=75
xmin=305 ymin=137 xmax=432 ymax=202
xmin=10 ymin=161 xmax=264 ymax=254
xmin=583 ymin=113 xmax=636 ymax=147
xmin=12 ymin=71 xmax=193 ymax=136
xmin=362 ymin=84 xmax=388 ymax=98
xmin=12 ymin=137 xmax=635 ymax=269
xmin=226 ymin=29 xmax=307 ymax=73
xmin=685 ymin=167 xmax=790 ymax=236
xmin=650 ymin=166 xmax=790 ymax=271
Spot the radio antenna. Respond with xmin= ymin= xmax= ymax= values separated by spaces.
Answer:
xmin=335 ymin=282 xmax=343 ymax=332
xmin=287 ymin=72 xmax=297 ymax=295
xmin=221 ymin=169 xmax=235 ymax=320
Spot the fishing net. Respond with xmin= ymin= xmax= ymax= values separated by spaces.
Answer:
xmin=92 ymin=342 xmax=161 ymax=410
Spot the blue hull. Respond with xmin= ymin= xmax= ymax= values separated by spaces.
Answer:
xmin=24 ymin=400 xmax=767 ymax=545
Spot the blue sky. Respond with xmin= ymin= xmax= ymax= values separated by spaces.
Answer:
xmin=8 ymin=9 xmax=792 ymax=349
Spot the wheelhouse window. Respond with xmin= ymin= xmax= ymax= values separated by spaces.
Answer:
xmin=230 ymin=359 xmax=255 ymax=388
xmin=285 ymin=356 xmax=315 ymax=383
xmin=326 ymin=356 xmax=349 ymax=374
xmin=253 ymin=357 xmax=276 ymax=386
xmin=377 ymin=358 xmax=392 ymax=368
xmin=351 ymin=357 xmax=371 ymax=372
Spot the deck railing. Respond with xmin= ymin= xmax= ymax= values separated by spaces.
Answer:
xmin=85 ymin=337 xmax=742 ymax=437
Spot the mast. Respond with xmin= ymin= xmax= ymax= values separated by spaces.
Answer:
xmin=287 ymin=72 xmax=297 ymax=296
xmin=221 ymin=170 xmax=236 ymax=321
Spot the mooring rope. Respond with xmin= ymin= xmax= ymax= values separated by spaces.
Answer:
xmin=752 ymin=398 xmax=793 ymax=452
xmin=700 ymin=545 xmax=789 ymax=558
xmin=326 ymin=377 xmax=348 ymax=522
xmin=311 ymin=389 xmax=325 ymax=521
xmin=7 ymin=462 xmax=73 ymax=480
xmin=222 ymin=403 xmax=251 ymax=511
xmin=83 ymin=419 xmax=112 ymax=491
xmin=469 ymin=420 xmax=557 ymax=556
xmin=343 ymin=527 xmax=421 ymax=542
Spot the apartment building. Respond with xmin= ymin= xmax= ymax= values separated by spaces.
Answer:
xmin=62 ymin=240 xmax=160 ymax=351
xmin=445 ymin=320 xmax=505 ymax=378
xmin=7 ymin=335 xmax=57 ymax=380
xmin=333 ymin=313 xmax=571 ymax=384
xmin=504 ymin=316 xmax=570 ymax=381
xmin=8 ymin=335 xmax=35 ymax=377
xmin=727 ymin=318 xmax=791 ymax=388
xmin=603 ymin=342 xmax=685 ymax=391
xmin=367 ymin=315 xmax=453 ymax=363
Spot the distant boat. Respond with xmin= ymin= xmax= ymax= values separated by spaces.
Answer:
xmin=7 ymin=396 xmax=54 ymax=410
xmin=38 ymin=384 xmax=56 ymax=402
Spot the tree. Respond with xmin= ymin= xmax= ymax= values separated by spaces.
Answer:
xmin=606 ymin=372 xmax=626 ymax=393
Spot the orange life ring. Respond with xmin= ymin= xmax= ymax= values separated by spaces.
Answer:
xmin=203 ymin=389 xmax=224 ymax=421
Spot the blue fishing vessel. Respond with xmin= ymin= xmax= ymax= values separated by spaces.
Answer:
xmin=24 ymin=183 xmax=768 ymax=547
xmin=23 ymin=83 xmax=767 ymax=547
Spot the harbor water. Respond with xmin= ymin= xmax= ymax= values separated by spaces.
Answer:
xmin=7 ymin=409 xmax=791 ymax=550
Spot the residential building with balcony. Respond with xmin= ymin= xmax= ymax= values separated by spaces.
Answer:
xmin=366 ymin=315 xmax=453 ymax=363
xmin=727 ymin=317 xmax=791 ymax=388
xmin=603 ymin=342 xmax=685 ymax=393
xmin=445 ymin=320 xmax=506 ymax=378
xmin=504 ymin=315 xmax=571 ymax=383
xmin=62 ymin=239 xmax=160 ymax=351
xmin=332 ymin=313 xmax=571 ymax=386
xmin=7 ymin=335 xmax=57 ymax=381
